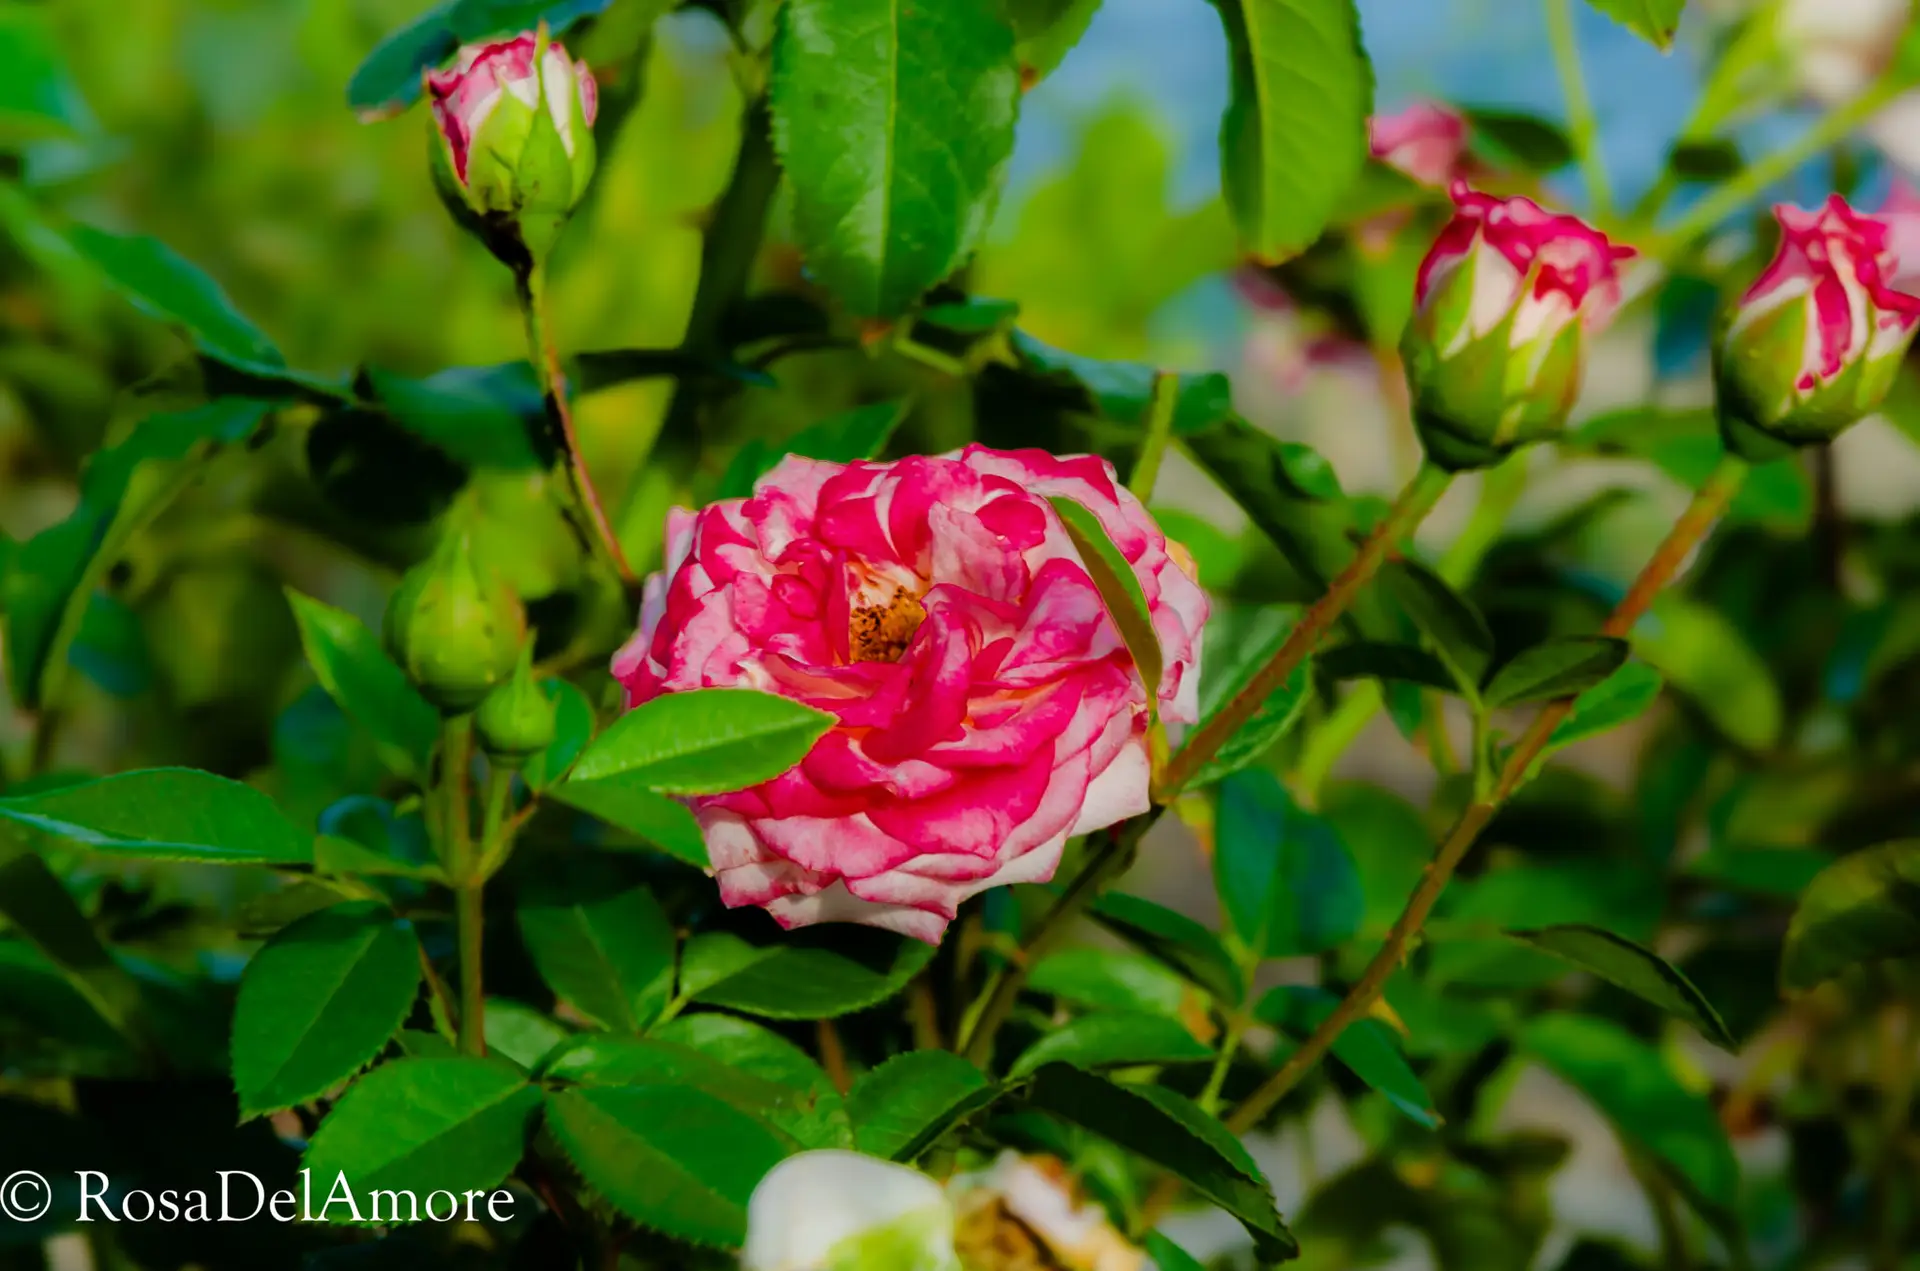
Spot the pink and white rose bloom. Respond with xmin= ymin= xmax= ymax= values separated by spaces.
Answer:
xmin=614 ymin=446 xmax=1207 ymax=943
xmin=426 ymin=32 xmax=598 ymax=259
xmin=1369 ymin=102 xmax=1470 ymax=187
xmin=1399 ymin=181 xmax=1636 ymax=469
xmin=1715 ymin=194 xmax=1920 ymax=453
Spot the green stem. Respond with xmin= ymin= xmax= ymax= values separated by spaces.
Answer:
xmin=474 ymin=767 xmax=517 ymax=881
xmin=1198 ymin=1009 xmax=1249 ymax=1115
xmin=516 ymin=262 xmax=634 ymax=590
xmin=958 ymin=819 xmax=1148 ymax=1067
xmin=1656 ymin=77 xmax=1905 ymax=256
xmin=440 ymin=715 xmax=486 ymax=1058
xmin=1224 ymin=454 xmax=1749 ymax=1135
xmin=1545 ymin=0 xmax=1612 ymax=220
xmin=1129 ymin=372 xmax=1179 ymax=504
xmin=1158 ymin=462 xmax=1454 ymax=798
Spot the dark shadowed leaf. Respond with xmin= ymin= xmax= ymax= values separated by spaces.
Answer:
xmin=1008 ymin=1010 xmax=1213 ymax=1078
xmin=1087 ymin=891 xmax=1244 ymax=1003
xmin=1508 ymin=924 xmax=1735 ymax=1048
xmin=1384 ymin=560 xmax=1493 ymax=693
xmin=1214 ymin=769 xmax=1362 ymax=958
xmin=1483 ymin=636 xmax=1629 ymax=708
xmin=1257 ymin=985 xmax=1437 ymax=1127
xmin=1782 ymin=841 xmax=1920 ymax=990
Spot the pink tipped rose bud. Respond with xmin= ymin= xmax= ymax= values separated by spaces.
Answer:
xmin=1400 ymin=181 xmax=1635 ymax=470
xmin=1715 ymin=194 xmax=1920 ymax=457
xmin=1370 ymin=103 xmax=1470 ymax=188
xmin=613 ymin=446 xmax=1208 ymax=944
xmin=427 ymin=31 xmax=598 ymax=264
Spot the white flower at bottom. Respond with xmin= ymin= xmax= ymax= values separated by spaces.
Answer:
xmin=950 ymin=1152 xmax=1143 ymax=1271
xmin=742 ymin=1151 xmax=959 ymax=1271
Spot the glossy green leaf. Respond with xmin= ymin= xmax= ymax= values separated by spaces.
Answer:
xmin=770 ymin=0 xmax=1021 ymax=317
xmin=1545 ymin=661 xmax=1665 ymax=752
xmin=68 ymin=226 xmax=283 ymax=372
xmin=566 ymin=688 xmax=834 ymax=795
xmin=654 ymin=1013 xmax=851 ymax=1150
xmin=1508 ymin=924 xmax=1735 ymax=1049
xmin=303 ymin=1058 xmax=541 ymax=1204
xmin=1008 ymin=1010 xmax=1213 ymax=1078
xmin=0 ymin=769 xmax=311 ymax=865
xmin=717 ymin=400 xmax=909 ymax=499
xmin=541 ymin=1034 xmax=823 ymax=1145
xmin=1257 ymin=985 xmax=1438 ymax=1127
xmin=1384 ymin=560 xmax=1493 ymax=693
xmin=847 ymin=1051 xmax=998 ymax=1160
xmin=547 ymin=778 xmax=709 ymax=868
xmin=521 ymin=678 xmax=595 ymax=791
xmin=1581 ymin=0 xmax=1685 ymax=49
xmin=1782 ymin=841 xmax=1920 ymax=990
xmin=1483 ymin=636 xmax=1629 ymax=708
xmin=516 ymin=866 xmax=675 ymax=1032
xmin=1027 ymin=949 xmax=1195 ymax=1019
xmin=1050 ymin=496 xmax=1164 ymax=709
xmin=680 ymin=926 xmax=934 ymax=1020
xmin=1024 ymin=1064 xmax=1296 ymax=1262
xmin=285 ymin=590 xmax=439 ymax=779
xmin=483 ymin=999 xmax=571 ymax=1071
xmin=1211 ymin=0 xmax=1371 ymax=262
xmin=1523 ymin=1013 xmax=1738 ymax=1215
xmin=362 ymin=364 xmax=543 ymax=471
xmin=1088 ymin=891 xmax=1243 ymax=1004
xmin=1214 ymin=768 xmax=1362 ymax=959
xmin=545 ymin=1085 xmax=791 ymax=1249
xmin=231 ymin=902 xmax=423 ymax=1118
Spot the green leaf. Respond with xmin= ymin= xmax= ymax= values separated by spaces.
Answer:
xmin=1545 ymin=661 xmax=1665 ymax=752
xmin=1211 ymin=0 xmax=1372 ymax=263
xmin=1509 ymin=925 xmax=1735 ymax=1049
xmin=303 ymin=1058 xmax=540 ymax=1204
xmin=1007 ymin=0 xmax=1101 ymax=81
xmin=566 ymin=688 xmax=835 ymax=795
xmin=1214 ymin=769 xmax=1362 ymax=958
xmin=1383 ymin=560 xmax=1493 ymax=694
xmin=1049 ymin=496 xmax=1164 ymax=710
xmin=1581 ymin=0 xmax=1685 ymax=49
xmin=1176 ymin=653 xmax=1313 ymax=793
xmin=362 ymin=364 xmax=543 ymax=471
xmin=680 ymin=926 xmax=935 ymax=1020
xmin=847 ymin=1051 xmax=998 ymax=1160
xmin=547 ymin=778 xmax=709 ymax=868
xmin=1027 ymin=949 xmax=1196 ymax=1019
xmin=1482 ymin=636 xmax=1629 ymax=708
xmin=68 ymin=226 xmax=283 ymax=373
xmin=544 ymin=1085 xmax=791 ymax=1248
xmin=1461 ymin=107 xmax=1574 ymax=172
xmin=346 ymin=0 xmax=620 ymax=117
xmin=1256 ymin=985 xmax=1437 ymax=1128
xmin=483 ymin=998 xmax=571 ymax=1071
xmin=516 ymin=865 xmax=675 ymax=1032
xmin=1782 ymin=841 xmax=1920 ymax=990
xmin=770 ymin=0 xmax=1022 ymax=317
xmin=0 ymin=3 xmax=94 ymax=142
xmin=541 ymin=1034 xmax=826 ymax=1146
xmin=231 ymin=902 xmax=423 ymax=1118
xmin=1024 ymin=1064 xmax=1296 ymax=1262
xmin=1633 ymin=597 xmax=1780 ymax=750
xmin=0 ymin=836 xmax=147 ymax=1049
xmin=0 ymin=769 xmax=311 ymax=865
xmin=1686 ymin=845 xmax=1829 ymax=898
xmin=1522 ymin=1013 xmax=1738 ymax=1216
xmin=918 ymin=296 xmax=1020 ymax=334
xmin=1087 ymin=891 xmax=1243 ymax=1003
xmin=285 ymin=591 xmax=439 ymax=779
xmin=1143 ymin=1233 xmax=1208 ymax=1271
xmin=5 ymin=399 xmax=273 ymax=708
xmin=1008 ymin=1010 xmax=1213 ymax=1078
xmin=1319 ymin=641 xmax=1457 ymax=691
xmin=716 ymin=400 xmax=909 ymax=499
xmin=1009 ymin=334 xmax=1237 ymax=436
xmin=522 ymin=678 xmax=595 ymax=791
xmin=654 ymin=1013 xmax=851 ymax=1150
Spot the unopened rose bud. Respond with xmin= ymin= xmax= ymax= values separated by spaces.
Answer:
xmin=1400 ymin=181 xmax=1635 ymax=470
xmin=427 ymin=29 xmax=598 ymax=266
xmin=742 ymin=1151 xmax=958 ymax=1271
xmin=385 ymin=529 xmax=527 ymax=715
xmin=1369 ymin=102 xmax=1469 ymax=188
xmin=475 ymin=641 xmax=556 ymax=767
xmin=1715 ymin=194 xmax=1920 ymax=458
xmin=950 ymin=1152 xmax=1142 ymax=1271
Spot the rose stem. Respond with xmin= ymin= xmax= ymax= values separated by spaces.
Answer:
xmin=1156 ymin=461 xmax=1455 ymax=798
xmin=958 ymin=817 xmax=1150 ymax=1068
xmin=441 ymin=714 xmax=486 ymax=1057
xmin=1223 ymin=452 xmax=1749 ymax=1135
xmin=1544 ymin=0 xmax=1612 ymax=221
xmin=515 ymin=261 xmax=635 ymax=590
xmin=1128 ymin=371 xmax=1180 ymax=503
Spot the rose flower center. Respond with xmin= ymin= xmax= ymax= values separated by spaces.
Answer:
xmin=848 ymin=584 xmax=926 ymax=663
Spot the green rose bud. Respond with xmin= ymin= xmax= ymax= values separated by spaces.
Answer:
xmin=474 ymin=641 xmax=556 ymax=767
xmin=426 ymin=28 xmax=598 ymax=268
xmin=1401 ymin=182 xmax=1635 ymax=471
xmin=385 ymin=528 xmax=527 ymax=715
xmin=1714 ymin=194 xmax=1920 ymax=461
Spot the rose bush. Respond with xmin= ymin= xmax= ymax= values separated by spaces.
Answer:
xmin=613 ymin=446 xmax=1206 ymax=941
